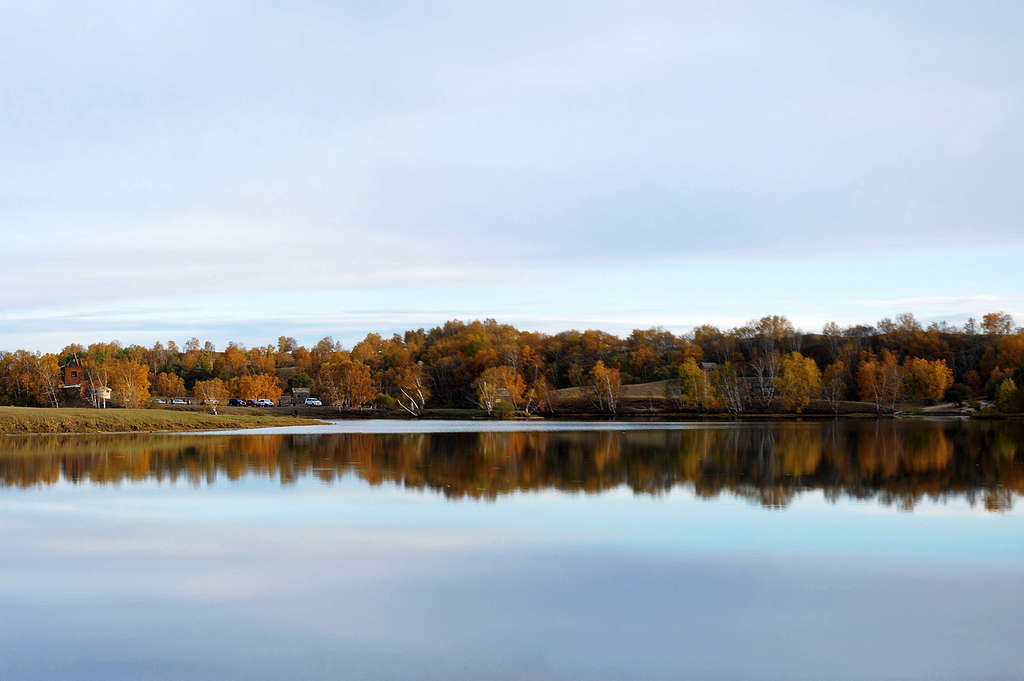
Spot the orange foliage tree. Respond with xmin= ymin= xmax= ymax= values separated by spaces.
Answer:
xmin=230 ymin=373 xmax=283 ymax=402
xmin=153 ymin=372 xmax=186 ymax=398
xmin=858 ymin=351 xmax=903 ymax=412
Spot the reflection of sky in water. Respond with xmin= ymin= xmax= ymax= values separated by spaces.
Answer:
xmin=1 ymin=424 xmax=1023 ymax=680
xmin=5 ymin=476 xmax=1024 ymax=566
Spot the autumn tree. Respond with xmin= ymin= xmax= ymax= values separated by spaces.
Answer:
xmin=821 ymin=361 xmax=847 ymax=415
xmin=902 ymin=357 xmax=954 ymax=401
xmin=33 ymin=353 xmax=63 ymax=408
xmin=674 ymin=357 xmax=715 ymax=411
xmin=474 ymin=366 xmax=528 ymax=414
xmin=395 ymin=364 xmax=431 ymax=416
xmin=474 ymin=372 xmax=500 ymax=415
xmin=858 ymin=351 xmax=903 ymax=412
xmin=589 ymin=361 xmax=621 ymax=414
xmin=82 ymin=358 xmax=112 ymax=408
xmin=214 ymin=344 xmax=248 ymax=380
xmin=109 ymin=359 xmax=151 ymax=408
xmin=0 ymin=350 xmax=38 ymax=405
xmin=231 ymin=373 xmax=283 ymax=402
xmin=529 ymin=375 xmax=557 ymax=413
xmin=193 ymin=378 xmax=229 ymax=415
xmin=822 ymin=322 xmax=844 ymax=363
xmin=982 ymin=312 xmax=1014 ymax=336
xmin=318 ymin=359 xmax=374 ymax=409
xmin=748 ymin=315 xmax=795 ymax=409
xmin=711 ymin=362 xmax=744 ymax=414
xmin=182 ymin=337 xmax=213 ymax=382
xmin=775 ymin=352 xmax=822 ymax=413
xmin=247 ymin=346 xmax=277 ymax=375
xmin=153 ymin=372 xmax=186 ymax=398
xmin=995 ymin=378 xmax=1017 ymax=413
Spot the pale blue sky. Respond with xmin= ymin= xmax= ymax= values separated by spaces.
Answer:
xmin=2 ymin=1 xmax=1022 ymax=350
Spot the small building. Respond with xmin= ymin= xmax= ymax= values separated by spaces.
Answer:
xmin=61 ymin=357 xmax=83 ymax=388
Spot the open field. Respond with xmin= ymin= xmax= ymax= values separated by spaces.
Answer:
xmin=553 ymin=380 xmax=886 ymax=416
xmin=0 ymin=407 xmax=325 ymax=435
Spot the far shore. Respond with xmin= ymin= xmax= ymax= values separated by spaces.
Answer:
xmin=1 ymin=402 xmax=1009 ymax=437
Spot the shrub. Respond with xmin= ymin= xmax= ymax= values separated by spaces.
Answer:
xmin=943 ymin=383 xmax=974 ymax=406
xmin=374 ymin=393 xmax=398 ymax=409
xmin=493 ymin=401 xmax=515 ymax=419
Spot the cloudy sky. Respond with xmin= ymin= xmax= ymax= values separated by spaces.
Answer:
xmin=2 ymin=1 xmax=1022 ymax=351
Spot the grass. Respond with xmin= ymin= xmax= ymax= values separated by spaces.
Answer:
xmin=0 ymin=406 xmax=326 ymax=435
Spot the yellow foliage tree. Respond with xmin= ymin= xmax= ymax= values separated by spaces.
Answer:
xmin=109 ymin=359 xmax=151 ymax=408
xmin=902 ymin=357 xmax=953 ymax=401
xmin=474 ymin=372 xmax=500 ymax=415
xmin=775 ymin=352 xmax=822 ymax=413
xmin=193 ymin=378 xmax=229 ymax=414
xmin=675 ymin=357 xmax=715 ymax=411
xmin=589 ymin=360 xmax=622 ymax=414
xmin=317 ymin=359 xmax=374 ymax=409
xmin=996 ymin=378 xmax=1018 ymax=413
xmin=395 ymin=363 xmax=431 ymax=416
xmin=33 ymin=353 xmax=63 ymax=408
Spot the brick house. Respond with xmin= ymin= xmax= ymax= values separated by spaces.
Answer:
xmin=62 ymin=357 xmax=83 ymax=388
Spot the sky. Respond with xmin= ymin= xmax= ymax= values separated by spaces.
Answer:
xmin=2 ymin=0 xmax=1023 ymax=351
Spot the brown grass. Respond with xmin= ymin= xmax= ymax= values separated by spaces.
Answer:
xmin=0 ymin=406 xmax=325 ymax=435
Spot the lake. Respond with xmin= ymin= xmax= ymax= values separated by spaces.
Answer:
xmin=1 ymin=419 xmax=1022 ymax=680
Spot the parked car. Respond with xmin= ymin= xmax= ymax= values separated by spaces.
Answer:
xmin=304 ymin=398 xmax=322 ymax=406
xmin=245 ymin=399 xmax=257 ymax=407
xmin=171 ymin=398 xmax=187 ymax=405
xmin=227 ymin=398 xmax=247 ymax=407
xmin=254 ymin=398 xmax=275 ymax=408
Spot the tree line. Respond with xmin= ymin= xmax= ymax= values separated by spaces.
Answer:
xmin=1 ymin=312 xmax=1023 ymax=414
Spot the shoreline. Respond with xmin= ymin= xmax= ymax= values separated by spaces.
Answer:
xmin=2 ymin=404 xmax=1005 ymax=437
xmin=0 ymin=406 xmax=326 ymax=436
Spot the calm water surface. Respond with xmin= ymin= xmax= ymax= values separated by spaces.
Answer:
xmin=1 ymin=419 xmax=1023 ymax=681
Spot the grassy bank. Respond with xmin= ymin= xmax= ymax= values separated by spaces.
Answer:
xmin=0 ymin=407 xmax=325 ymax=435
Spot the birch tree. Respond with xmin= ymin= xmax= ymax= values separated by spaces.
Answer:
xmin=711 ymin=362 xmax=744 ymax=414
xmin=194 ymin=378 xmax=229 ymax=414
xmin=822 ymin=361 xmax=847 ymax=414
xmin=109 ymin=359 xmax=151 ymax=408
xmin=34 ymin=353 xmax=62 ymax=408
xmin=396 ymin=364 xmax=431 ymax=416
xmin=589 ymin=361 xmax=621 ymax=414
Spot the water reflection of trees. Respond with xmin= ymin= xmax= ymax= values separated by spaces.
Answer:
xmin=1 ymin=421 xmax=1022 ymax=511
